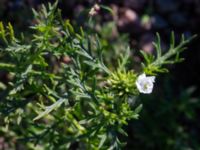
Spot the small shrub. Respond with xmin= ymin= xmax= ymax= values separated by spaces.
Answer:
xmin=0 ymin=2 xmax=196 ymax=149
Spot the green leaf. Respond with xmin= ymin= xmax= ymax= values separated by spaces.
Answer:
xmin=33 ymin=98 xmax=67 ymax=121
xmin=98 ymin=134 xmax=107 ymax=149
xmin=135 ymin=104 xmax=143 ymax=114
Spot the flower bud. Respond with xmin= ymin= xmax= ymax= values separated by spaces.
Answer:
xmin=89 ymin=4 xmax=100 ymax=16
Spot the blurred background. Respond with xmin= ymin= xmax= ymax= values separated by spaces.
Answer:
xmin=0 ymin=0 xmax=200 ymax=149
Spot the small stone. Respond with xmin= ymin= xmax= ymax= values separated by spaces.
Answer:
xmin=117 ymin=8 xmax=142 ymax=34
xmin=140 ymin=33 xmax=155 ymax=53
xmin=124 ymin=9 xmax=138 ymax=22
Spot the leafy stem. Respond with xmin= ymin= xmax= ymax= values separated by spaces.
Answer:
xmin=141 ymin=32 xmax=197 ymax=75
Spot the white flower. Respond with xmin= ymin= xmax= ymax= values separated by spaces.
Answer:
xmin=136 ymin=73 xmax=155 ymax=94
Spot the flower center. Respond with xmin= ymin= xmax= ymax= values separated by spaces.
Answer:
xmin=143 ymin=83 xmax=149 ymax=90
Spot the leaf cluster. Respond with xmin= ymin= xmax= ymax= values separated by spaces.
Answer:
xmin=141 ymin=32 xmax=196 ymax=75
xmin=0 ymin=2 xmax=142 ymax=149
